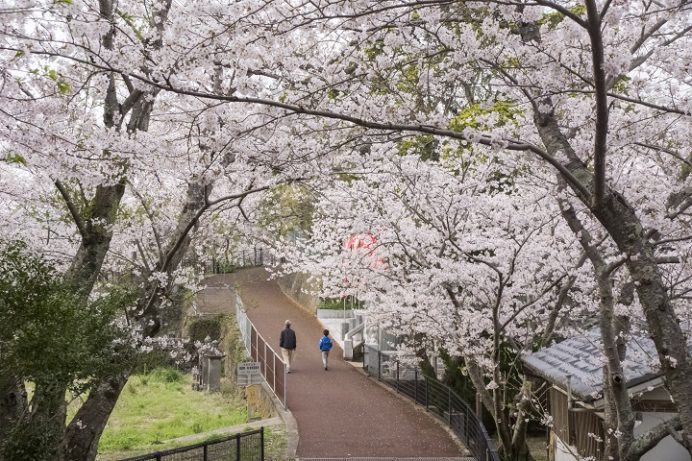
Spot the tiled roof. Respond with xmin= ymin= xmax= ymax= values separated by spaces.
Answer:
xmin=521 ymin=331 xmax=660 ymax=402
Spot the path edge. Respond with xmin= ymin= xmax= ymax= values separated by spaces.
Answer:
xmin=260 ymin=355 xmax=300 ymax=459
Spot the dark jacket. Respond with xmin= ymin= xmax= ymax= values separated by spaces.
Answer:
xmin=280 ymin=327 xmax=297 ymax=349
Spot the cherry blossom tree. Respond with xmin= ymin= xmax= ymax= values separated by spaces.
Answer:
xmin=2 ymin=1 xmax=691 ymax=460
xmin=278 ymin=149 xmax=595 ymax=459
xmin=0 ymin=2 xmax=301 ymax=458
xmin=169 ymin=2 xmax=692 ymax=454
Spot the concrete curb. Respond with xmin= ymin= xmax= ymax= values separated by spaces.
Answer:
xmin=260 ymin=380 xmax=299 ymax=460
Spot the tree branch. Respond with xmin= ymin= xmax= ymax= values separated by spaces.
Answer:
xmin=0 ymin=44 xmax=592 ymax=199
xmin=628 ymin=416 xmax=682 ymax=460
xmin=585 ymin=0 xmax=609 ymax=209
xmin=610 ymin=93 xmax=691 ymax=116
xmin=634 ymin=142 xmax=692 ymax=167
xmin=54 ymin=180 xmax=87 ymax=239
xmin=126 ymin=180 xmax=165 ymax=260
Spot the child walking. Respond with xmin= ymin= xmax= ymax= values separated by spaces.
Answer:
xmin=318 ymin=329 xmax=333 ymax=371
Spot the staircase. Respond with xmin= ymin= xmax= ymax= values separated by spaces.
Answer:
xmin=343 ymin=320 xmax=365 ymax=360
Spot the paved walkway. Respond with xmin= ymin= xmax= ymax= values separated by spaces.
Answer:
xmin=202 ymin=268 xmax=465 ymax=459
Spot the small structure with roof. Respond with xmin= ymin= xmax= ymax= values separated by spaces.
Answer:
xmin=522 ymin=331 xmax=690 ymax=461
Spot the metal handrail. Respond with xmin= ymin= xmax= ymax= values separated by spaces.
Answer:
xmin=344 ymin=322 xmax=364 ymax=341
xmin=235 ymin=291 xmax=285 ymax=360
xmin=365 ymin=346 xmax=500 ymax=461
xmin=119 ymin=428 xmax=264 ymax=461
xmin=234 ymin=290 xmax=287 ymax=408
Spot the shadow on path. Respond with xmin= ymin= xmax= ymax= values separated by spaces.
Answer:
xmin=202 ymin=268 xmax=465 ymax=459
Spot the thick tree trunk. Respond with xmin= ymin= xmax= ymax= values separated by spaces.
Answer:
xmin=559 ymin=192 xmax=687 ymax=460
xmin=593 ymin=193 xmax=692 ymax=451
xmin=597 ymin=268 xmax=636 ymax=460
xmin=510 ymin=378 xmax=537 ymax=461
xmin=60 ymin=179 xmax=210 ymax=461
xmin=536 ymin=109 xmax=692 ymax=454
xmin=60 ymin=374 xmax=127 ymax=461
xmin=66 ymin=182 xmax=127 ymax=295
xmin=23 ymin=179 xmax=129 ymax=461
xmin=0 ymin=376 xmax=28 ymax=450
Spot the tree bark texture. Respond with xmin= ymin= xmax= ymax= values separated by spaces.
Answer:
xmin=536 ymin=108 xmax=692 ymax=455
xmin=0 ymin=376 xmax=28 ymax=453
xmin=61 ymin=177 xmax=211 ymax=461
xmin=60 ymin=374 xmax=127 ymax=461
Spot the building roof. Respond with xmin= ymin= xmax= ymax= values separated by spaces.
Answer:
xmin=521 ymin=331 xmax=660 ymax=402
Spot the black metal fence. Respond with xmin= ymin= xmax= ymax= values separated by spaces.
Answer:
xmin=365 ymin=347 xmax=500 ymax=461
xmin=119 ymin=428 xmax=264 ymax=461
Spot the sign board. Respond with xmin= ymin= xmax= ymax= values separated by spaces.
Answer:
xmin=237 ymin=362 xmax=261 ymax=375
xmin=236 ymin=362 xmax=263 ymax=386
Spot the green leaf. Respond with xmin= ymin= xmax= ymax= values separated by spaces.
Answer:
xmin=363 ymin=39 xmax=385 ymax=61
xmin=117 ymin=10 xmax=145 ymax=42
xmin=5 ymin=153 xmax=27 ymax=165
xmin=327 ymin=88 xmax=340 ymax=100
xmin=448 ymin=100 xmax=521 ymax=133
xmin=57 ymin=81 xmax=71 ymax=94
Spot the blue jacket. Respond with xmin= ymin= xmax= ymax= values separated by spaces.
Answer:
xmin=319 ymin=336 xmax=333 ymax=351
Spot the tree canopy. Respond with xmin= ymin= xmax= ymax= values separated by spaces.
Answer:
xmin=1 ymin=1 xmax=690 ymax=460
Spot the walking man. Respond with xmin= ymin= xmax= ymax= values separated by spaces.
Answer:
xmin=280 ymin=320 xmax=297 ymax=373
xmin=319 ymin=329 xmax=333 ymax=371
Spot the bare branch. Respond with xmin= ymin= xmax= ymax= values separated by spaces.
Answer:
xmin=634 ymin=142 xmax=692 ymax=167
xmin=628 ymin=416 xmax=682 ymax=459
xmin=585 ymin=0 xmax=609 ymax=209
xmin=54 ymin=180 xmax=87 ymax=239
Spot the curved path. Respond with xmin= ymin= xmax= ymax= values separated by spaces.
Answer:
xmin=202 ymin=268 xmax=465 ymax=459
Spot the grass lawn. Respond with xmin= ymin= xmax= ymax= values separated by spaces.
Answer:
xmin=98 ymin=426 xmax=287 ymax=461
xmin=96 ymin=368 xmax=247 ymax=456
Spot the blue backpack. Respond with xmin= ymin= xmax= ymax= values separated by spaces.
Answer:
xmin=319 ymin=336 xmax=333 ymax=351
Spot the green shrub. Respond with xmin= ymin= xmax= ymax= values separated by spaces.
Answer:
xmin=187 ymin=316 xmax=223 ymax=343
xmin=148 ymin=367 xmax=183 ymax=383
xmin=0 ymin=419 xmax=62 ymax=461
xmin=0 ymin=240 xmax=133 ymax=459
